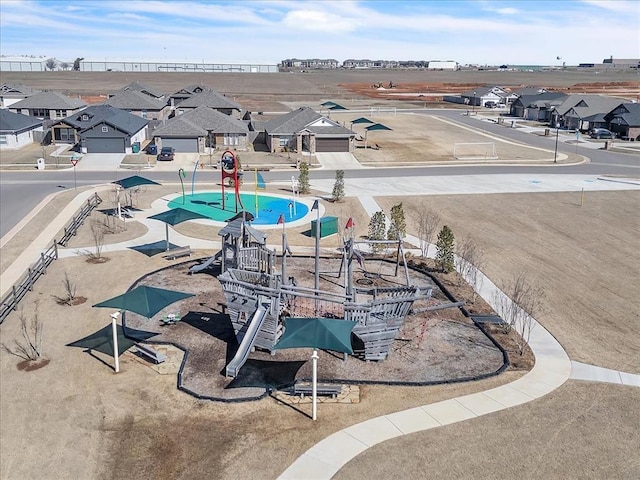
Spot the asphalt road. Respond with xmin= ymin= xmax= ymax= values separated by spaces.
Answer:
xmin=1 ymin=112 xmax=638 ymax=239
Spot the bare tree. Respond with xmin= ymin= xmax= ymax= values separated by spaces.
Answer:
xmin=53 ymin=271 xmax=78 ymax=306
xmin=494 ymin=271 xmax=545 ymax=355
xmin=2 ymin=303 xmax=44 ymax=361
xmin=81 ymin=219 xmax=107 ymax=261
xmin=417 ymin=205 xmax=441 ymax=258
xmin=60 ymin=62 xmax=70 ymax=70
xmin=45 ymin=58 xmax=57 ymax=71
xmin=456 ymin=236 xmax=485 ymax=303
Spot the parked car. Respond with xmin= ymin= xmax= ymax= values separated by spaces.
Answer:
xmin=157 ymin=147 xmax=175 ymax=161
xmin=484 ymin=101 xmax=497 ymax=108
xmin=589 ymin=128 xmax=614 ymax=139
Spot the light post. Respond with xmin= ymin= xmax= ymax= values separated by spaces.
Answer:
xmin=472 ymin=91 xmax=476 ymax=115
xmin=554 ymin=122 xmax=560 ymax=163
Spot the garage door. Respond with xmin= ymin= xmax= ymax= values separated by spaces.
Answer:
xmin=85 ymin=137 xmax=125 ymax=153
xmin=316 ymin=138 xmax=349 ymax=152
xmin=161 ymin=137 xmax=199 ymax=152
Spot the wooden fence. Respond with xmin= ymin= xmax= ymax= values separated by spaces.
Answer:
xmin=0 ymin=193 xmax=102 ymax=324
xmin=58 ymin=193 xmax=102 ymax=246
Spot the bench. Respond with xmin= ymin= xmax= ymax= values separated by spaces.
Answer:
xmin=292 ymin=383 xmax=343 ymax=398
xmin=135 ymin=344 xmax=167 ymax=364
xmin=162 ymin=246 xmax=191 ymax=260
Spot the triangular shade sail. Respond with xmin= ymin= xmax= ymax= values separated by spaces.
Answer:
xmin=93 ymin=285 xmax=195 ymax=318
xmin=273 ymin=318 xmax=356 ymax=353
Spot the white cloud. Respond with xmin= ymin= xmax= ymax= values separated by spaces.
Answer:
xmin=281 ymin=9 xmax=358 ymax=33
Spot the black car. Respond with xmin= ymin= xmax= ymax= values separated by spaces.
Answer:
xmin=589 ymin=128 xmax=614 ymax=139
xmin=157 ymin=147 xmax=175 ymax=161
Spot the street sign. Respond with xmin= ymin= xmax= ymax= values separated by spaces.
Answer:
xmin=70 ymin=159 xmax=78 ymax=167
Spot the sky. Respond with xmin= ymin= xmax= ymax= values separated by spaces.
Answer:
xmin=0 ymin=0 xmax=638 ymax=66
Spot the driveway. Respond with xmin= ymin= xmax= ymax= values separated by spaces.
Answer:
xmin=315 ymin=152 xmax=364 ymax=169
xmin=75 ymin=153 xmax=125 ymax=172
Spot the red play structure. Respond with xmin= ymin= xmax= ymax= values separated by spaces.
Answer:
xmin=220 ymin=150 xmax=244 ymax=213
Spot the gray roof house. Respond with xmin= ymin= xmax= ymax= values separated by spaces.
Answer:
xmin=551 ymin=94 xmax=628 ymax=130
xmin=104 ymin=90 xmax=169 ymax=120
xmin=171 ymin=89 xmax=242 ymax=117
xmin=604 ymin=103 xmax=640 ymax=140
xmin=50 ymin=104 xmax=148 ymax=153
xmin=263 ymin=106 xmax=355 ymax=153
xmin=169 ymin=84 xmax=212 ymax=108
xmin=0 ymin=83 xmax=41 ymax=108
xmin=9 ymin=91 xmax=87 ymax=120
xmin=110 ymin=81 xmax=165 ymax=100
xmin=510 ymin=92 xmax=567 ymax=120
xmin=0 ymin=109 xmax=44 ymax=149
xmin=152 ymin=105 xmax=249 ymax=153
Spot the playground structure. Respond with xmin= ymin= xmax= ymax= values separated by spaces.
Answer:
xmin=212 ymin=216 xmax=433 ymax=378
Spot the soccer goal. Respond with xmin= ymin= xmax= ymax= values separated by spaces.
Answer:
xmin=369 ymin=106 xmax=397 ymax=117
xmin=453 ymin=142 xmax=497 ymax=160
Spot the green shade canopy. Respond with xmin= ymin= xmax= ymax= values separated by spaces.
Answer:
xmin=67 ymin=324 xmax=157 ymax=357
xmin=320 ymin=101 xmax=337 ymax=107
xmin=148 ymin=207 xmax=210 ymax=226
xmin=273 ymin=318 xmax=356 ymax=353
xmin=328 ymin=104 xmax=348 ymax=111
xmin=93 ymin=285 xmax=195 ymax=318
xmin=351 ymin=117 xmax=374 ymax=125
xmin=365 ymin=123 xmax=393 ymax=131
xmin=113 ymin=175 xmax=161 ymax=190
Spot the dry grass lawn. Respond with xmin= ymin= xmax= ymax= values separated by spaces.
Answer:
xmin=335 ymin=381 xmax=640 ymax=480
xmin=377 ymin=190 xmax=640 ymax=373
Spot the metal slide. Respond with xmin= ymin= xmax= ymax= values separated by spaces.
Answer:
xmin=225 ymin=304 xmax=269 ymax=378
xmin=188 ymin=251 xmax=222 ymax=274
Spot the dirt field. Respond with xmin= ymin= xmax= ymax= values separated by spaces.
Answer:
xmin=2 ymin=69 xmax=638 ymax=112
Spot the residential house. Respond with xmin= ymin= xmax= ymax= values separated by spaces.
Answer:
xmin=604 ymin=103 xmax=640 ymax=140
xmin=171 ymin=89 xmax=242 ymax=117
xmin=104 ymin=90 xmax=169 ymax=120
xmin=0 ymin=83 xmax=40 ymax=108
xmin=50 ymin=104 xmax=148 ymax=153
xmin=263 ymin=106 xmax=355 ymax=153
xmin=461 ymin=86 xmax=509 ymax=107
xmin=9 ymin=91 xmax=87 ymax=119
xmin=169 ymin=84 xmax=212 ymax=109
xmin=550 ymin=94 xmax=627 ymax=131
xmin=0 ymin=109 xmax=44 ymax=149
xmin=509 ymin=92 xmax=567 ymax=121
xmin=152 ymin=105 xmax=249 ymax=153
xmin=109 ymin=81 xmax=165 ymax=101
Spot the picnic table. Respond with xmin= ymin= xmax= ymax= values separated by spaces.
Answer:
xmin=160 ymin=314 xmax=181 ymax=326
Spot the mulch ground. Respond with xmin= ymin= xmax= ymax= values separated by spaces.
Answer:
xmin=124 ymin=255 xmax=511 ymax=401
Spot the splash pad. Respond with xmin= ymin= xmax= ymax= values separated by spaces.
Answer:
xmin=168 ymin=192 xmax=308 ymax=225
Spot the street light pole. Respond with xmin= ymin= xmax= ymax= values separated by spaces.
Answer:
xmin=554 ymin=122 xmax=560 ymax=163
xmin=472 ymin=91 xmax=476 ymax=115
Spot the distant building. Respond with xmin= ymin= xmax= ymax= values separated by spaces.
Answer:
xmin=280 ymin=58 xmax=339 ymax=70
xmin=427 ymin=61 xmax=458 ymax=71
